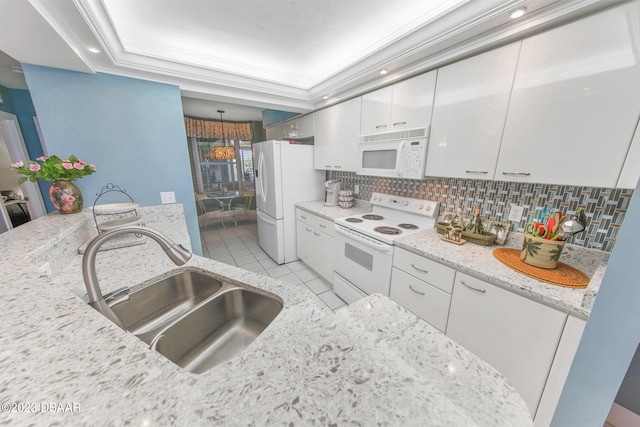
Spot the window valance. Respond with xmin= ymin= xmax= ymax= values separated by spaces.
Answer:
xmin=184 ymin=116 xmax=253 ymax=140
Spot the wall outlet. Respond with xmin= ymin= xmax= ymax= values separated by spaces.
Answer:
xmin=508 ymin=205 xmax=525 ymax=222
xmin=160 ymin=191 xmax=176 ymax=204
xmin=354 ymin=184 xmax=359 ymax=194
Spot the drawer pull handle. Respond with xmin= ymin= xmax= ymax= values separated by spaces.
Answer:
xmin=461 ymin=280 xmax=486 ymax=293
xmin=465 ymin=170 xmax=488 ymax=175
xmin=305 ymin=227 xmax=312 ymax=232
xmin=319 ymin=224 xmax=326 ymax=228
xmin=411 ymin=263 xmax=429 ymax=274
xmin=375 ymin=124 xmax=388 ymax=129
xmin=334 ymin=165 xmax=342 ymax=169
xmin=393 ymin=121 xmax=407 ymax=126
xmin=502 ymin=172 xmax=531 ymax=177
xmin=301 ymin=215 xmax=307 ymax=219
xmin=409 ymin=285 xmax=425 ymax=296
xmin=313 ymin=231 xmax=320 ymax=236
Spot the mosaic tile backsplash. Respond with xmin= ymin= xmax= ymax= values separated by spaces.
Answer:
xmin=329 ymin=171 xmax=633 ymax=253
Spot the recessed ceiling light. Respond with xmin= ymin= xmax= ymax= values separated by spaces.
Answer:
xmin=88 ymin=47 xmax=101 ymax=54
xmin=323 ymin=95 xmax=329 ymax=100
xmin=510 ymin=8 xmax=527 ymax=19
xmin=380 ymin=69 xmax=388 ymax=75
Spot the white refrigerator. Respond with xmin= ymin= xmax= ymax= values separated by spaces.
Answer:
xmin=253 ymin=140 xmax=325 ymax=264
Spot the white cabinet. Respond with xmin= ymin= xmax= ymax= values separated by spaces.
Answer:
xmin=295 ymin=209 xmax=334 ymax=282
xmin=314 ymin=97 xmax=361 ymax=171
xmin=266 ymin=114 xmax=314 ymax=140
xmin=496 ymin=3 xmax=640 ymax=187
xmin=360 ymin=71 xmax=437 ymax=135
xmin=533 ymin=315 xmax=586 ymax=426
xmin=426 ymin=43 xmax=520 ymax=180
xmin=617 ymin=118 xmax=640 ymax=189
xmin=446 ymin=272 xmax=566 ymax=415
xmin=390 ymin=248 xmax=456 ymax=332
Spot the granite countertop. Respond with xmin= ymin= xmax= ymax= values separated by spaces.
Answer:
xmin=296 ymin=200 xmax=608 ymax=319
xmin=0 ymin=205 xmax=531 ymax=426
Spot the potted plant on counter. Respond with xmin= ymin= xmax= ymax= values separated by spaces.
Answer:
xmin=11 ymin=155 xmax=97 ymax=214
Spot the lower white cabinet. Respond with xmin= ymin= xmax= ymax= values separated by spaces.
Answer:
xmin=295 ymin=209 xmax=334 ymax=282
xmin=533 ymin=315 xmax=586 ymax=426
xmin=446 ymin=272 xmax=567 ymax=415
xmin=390 ymin=248 xmax=455 ymax=332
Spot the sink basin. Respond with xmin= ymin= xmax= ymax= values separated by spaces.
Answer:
xmin=109 ymin=269 xmax=223 ymax=336
xmin=103 ymin=268 xmax=283 ymax=373
xmin=152 ymin=287 xmax=283 ymax=374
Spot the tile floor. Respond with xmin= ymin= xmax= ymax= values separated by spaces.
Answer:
xmin=199 ymin=212 xmax=347 ymax=312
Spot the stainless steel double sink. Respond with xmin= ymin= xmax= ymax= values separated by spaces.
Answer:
xmin=104 ymin=268 xmax=283 ymax=374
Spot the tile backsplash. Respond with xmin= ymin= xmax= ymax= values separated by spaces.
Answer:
xmin=329 ymin=171 xmax=633 ymax=253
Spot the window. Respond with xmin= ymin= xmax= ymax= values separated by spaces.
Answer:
xmin=188 ymin=137 xmax=254 ymax=193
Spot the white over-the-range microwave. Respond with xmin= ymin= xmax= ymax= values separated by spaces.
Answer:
xmin=356 ymin=127 xmax=429 ymax=179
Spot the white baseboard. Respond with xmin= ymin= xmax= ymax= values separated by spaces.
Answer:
xmin=607 ymin=403 xmax=640 ymax=427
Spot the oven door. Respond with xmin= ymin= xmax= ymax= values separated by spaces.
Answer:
xmin=333 ymin=225 xmax=394 ymax=297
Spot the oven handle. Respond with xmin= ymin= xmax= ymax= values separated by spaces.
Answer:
xmin=335 ymin=225 xmax=393 ymax=254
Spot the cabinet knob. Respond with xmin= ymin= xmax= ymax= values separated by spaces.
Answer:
xmin=502 ymin=172 xmax=531 ymax=177
xmin=460 ymin=280 xmax=486 ymax=293
xmin=408 ymin=285 xmax=426 ymax=296
xmin=411 ymin=263 xmax=429 ymax=274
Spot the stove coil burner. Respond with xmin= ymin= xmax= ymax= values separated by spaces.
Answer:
xmin=362 ymin=214 xmax=384 ymax=221
xmin=398 ymin=223 xmax=419 ymax=230
xmin=345 ymin=217 xmax=364 ymax=223
xmin=374 ymin=226 xmax=402 ymax=235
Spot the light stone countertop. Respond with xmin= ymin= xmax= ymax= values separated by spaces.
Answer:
xmin=0 ymin=204 xmax=531 ymax=426
xmin=296 ymin=200 xmax=608 ymax=319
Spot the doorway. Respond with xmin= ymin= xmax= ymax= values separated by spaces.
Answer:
xmin=0 ymin=111 xmax=46 ymax=232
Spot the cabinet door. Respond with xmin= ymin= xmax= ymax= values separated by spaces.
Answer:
xmin=360 ymin=86 xmax=393 ymax=135
xmin=296 ymin=114 xmax=314 ymax=138
xmin=533 ymin=315 xmax=586 ymax=426
xmin=314 ymin=97 xmax=361 ymax=171
xmin=496 ymin=3 xmax=640 ymax=187
xmin=427 ymin=43 xmax=520 ymax=180
xmin=617 ymin=118 xmax=640 ymax=189
xmin=295 ymin=220 xmax=310 ymax=263
xmin=312 ymin=229 xmax=334 ymax=283
xmin=390 ymin=71 xmax=437 ymax=131
xmin=446 ymin=273 xmax=566 ymax=415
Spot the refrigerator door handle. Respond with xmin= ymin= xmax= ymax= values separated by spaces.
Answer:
xmin=258 ymin=151 xmax=268 ymax=204
xmin=257 ymin=209 xmax=277 ymax=225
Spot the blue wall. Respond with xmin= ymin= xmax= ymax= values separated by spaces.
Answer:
xmin=262 ymin=109 xmax=299 ymax=128
xmin=21 ymin=65 xmax=202 ymax=254
xmin=552 ymin=177 xmax=640 ymax=426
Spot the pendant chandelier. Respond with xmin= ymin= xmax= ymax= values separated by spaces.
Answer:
xmin=212 ymin=109 xmax=235 ymax=160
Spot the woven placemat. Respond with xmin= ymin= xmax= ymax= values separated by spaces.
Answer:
xmin=493 ymin=248 xmax=589 ymax=288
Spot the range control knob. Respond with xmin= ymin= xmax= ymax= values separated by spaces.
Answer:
xmin=426 ymin=205 xmax=432 ymax=211
xmin=403 ymin=201 xmax=409 ymax=206
xmin=419 ymin=204 xmax=424 ymax=210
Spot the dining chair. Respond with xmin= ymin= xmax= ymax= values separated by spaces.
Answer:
xmin=228 ymin=195 xmax=252 ymax=226
xmin=197 ymin=197 xmax=225 ymax=230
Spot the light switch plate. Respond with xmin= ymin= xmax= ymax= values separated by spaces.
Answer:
xmin=160 ymin=191 xmax=176 ymax=204
xmin=508 ymin=205 xmax=525 ymax=222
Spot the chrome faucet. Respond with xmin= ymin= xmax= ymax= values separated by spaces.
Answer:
xmin=82 ymin=226 xmax=192 ymax=328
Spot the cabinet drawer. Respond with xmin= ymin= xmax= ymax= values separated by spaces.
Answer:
xmin=393 ymin=248 xmax=455 ymax=293
xmin=296 ymin=208 xmax=312 ymax=224
xmin=390 ymin=268 xmax=451 ymax=333
xmin=312 ymin=215 xmax=335 ymax=237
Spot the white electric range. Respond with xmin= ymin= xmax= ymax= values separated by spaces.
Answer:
xmin=333 ymin=192 xmax=439 ymax=304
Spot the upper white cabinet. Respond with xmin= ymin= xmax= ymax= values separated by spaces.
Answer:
xmin=360 ymin=71 xmax=437 ymax=135
xmin=617 ymin=117 xmax=640 ymax=189
xmin=446 ymin=273 xmax=566 ymax=415
xmin=496 ymin=3 xmax=640 ymax=187
xmin=426 ymin=43 xmax=520 ymax=180
xmin=314 ymin=97 xmax=361 ymax=171
xmin=266 ymin=114 xmax=314 ymax=140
